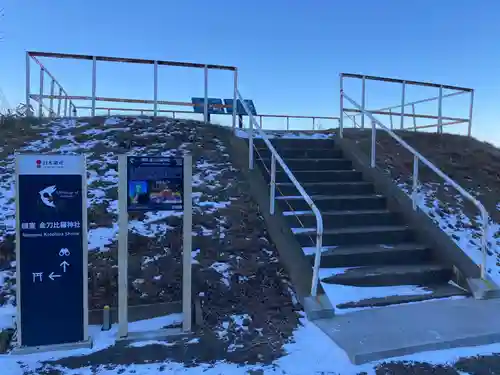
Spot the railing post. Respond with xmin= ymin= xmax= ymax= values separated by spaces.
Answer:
xmin=310 ymin=228 xmax=323 ymax=297
xmin=286 ymin=116 xmax=289 ymax=131
xmin=39 ymin=68 xmax=44 ymax=119
xmin=467 ymin=90 xmax=474 ymax=138
xmin=64 ymin=96 xmax=68 ymax=117
xmin=259 ymin=115 xmax=263 ymax=129
xmin=91 ymin=56 xmax=97 ymax=117
xmin=400 ymin=81 xmax=406 ymax=129
xmin=204 ymin=65 xmax=209 ymax=123
xmin=232 ymin=70 xmax=238 ymax=131
xmin=339 ymin=75 xmax=344 ymax=138
xmin=371 ymin=120 xmax=376 ymax=167
xmin=25 ymin=52 xmax=31 ymax=117
xmin=153 ymin=60 xmax=158 ymax=117
xmin=108 ymin=109 xmax=111 ymax=116
xmin=57 ymin=87 xmax=62 ymax=117
xmin=248 ymin=112 xmax=254 ymax=169
xmin=438 ymin=85 xmax=443 ymax=134
xmin=172 ymin=111 xmax=176 ymax=119
xmin=480 ymin=213 xmax=488 ymax=280
xmin=389 ymin=108 xmax=393 ymax=129
xmin=412 ymin=104 xmax=417 ymax=131
xmin=312 ymin=117 xmax=316 ymax=130
xmin=412 ymin=155 xmax=419 ymax=210
xmin=270 ymin=153 xmax=276 ymax=215
xmin=49 ymin=79 xmax=55 ymax=117
xmin=361 ymin=75 xmax=366 ymax=129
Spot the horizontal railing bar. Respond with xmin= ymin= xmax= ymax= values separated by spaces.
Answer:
xmin=341 ymin=73 xmax=473 ymax=92
xmin=350 ymin=91 xmax=466 ymax=118
xmin=27 ymin=51 xmax=236 ymax=71
xmin=344 ymin=108 xmax=468 ymax=122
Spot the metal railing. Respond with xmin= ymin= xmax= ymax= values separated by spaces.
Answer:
xmin=237 ymin=90 xmax=324 ymax=297
xmin=341 ymin=90 xmax=490 ymax=280
xmin=340 ymin=73 xmax=474 ymax=137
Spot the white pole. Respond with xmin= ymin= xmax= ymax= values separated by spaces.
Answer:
xmin=49 ymin=80 xmax=55 ymax=117
xmin=57 ymin=87 xmax=63 ymax=117
xmin=25 ymin=52 xmax=31 ymax=116
xmin=400 ymin=81 xmax=406 ymax=129
xmin=361 ymin=76 xmax=366 ymax=129
xmin=182 ymin=154 xmax=193 ymax=332
xmin=91 ymin=56 xmax=97 ymax=117
xmin=204 ymin=65 xmax=208 ymax=123
xmin=39 ymin=68 xmax=44 ymax=119
xmin=154 ymin=61 xmax=158 ymax=117
xmin=467 ymin=90 xmax=474 ymax=137
xmin=232 ymin=70 xmax=238 ymax=131
xmin=117 ymin=155 xmax=129 ymax=338
xmin=438 ymin=86 xmax=443 ymax=134
xmin=339 ymin=75 xmax=344 ymax=138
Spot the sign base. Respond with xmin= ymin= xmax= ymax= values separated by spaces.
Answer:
xmin=10 ymin=337 xmax=93 ymax=355
xmin=116 ymin=327 xmax=190 ymax=344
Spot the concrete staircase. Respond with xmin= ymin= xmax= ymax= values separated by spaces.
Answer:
xmin=253 ymin=137 xmax=470 ymax=311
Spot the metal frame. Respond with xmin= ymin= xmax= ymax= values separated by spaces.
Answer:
xmin=341 ymin=90 xmax=490 ymax=280
xmin=117 ymin=154 xmax=192 ymax=341
xmin=14 ymin=154 xmax=91 ymax=354
xmin=26 ymin=51 xmax=238 ymax=129
xmin=237 ymin=90 xmax=324 ymax=297
xmin=340 ymin=73 xmax=475 ymax=137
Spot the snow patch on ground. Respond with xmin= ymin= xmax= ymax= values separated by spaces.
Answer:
xmin=235 ymin=129 xmax=335 ymax=139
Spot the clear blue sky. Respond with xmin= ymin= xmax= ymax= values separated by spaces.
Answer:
xmin=1 ymin=0 xmax=500 ymax=144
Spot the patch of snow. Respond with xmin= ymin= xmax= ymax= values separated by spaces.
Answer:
xmin=210 ymin=262 xmax=231 ymax=287
xmin=235 ymin=129 xmax=335 ymax=139
xmin=88 ymin=225 xmax=119 ymax=251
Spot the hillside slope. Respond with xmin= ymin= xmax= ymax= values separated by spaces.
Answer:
xmin=344 ymin=128 xmax=500 ymax=284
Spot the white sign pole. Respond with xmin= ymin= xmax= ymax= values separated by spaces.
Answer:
xmin=182 ymin=154 xmax=193 ymax=332
xmin=118 ymin=154 xmax=129 ymax=339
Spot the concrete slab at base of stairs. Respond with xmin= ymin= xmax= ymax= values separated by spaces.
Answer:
xmin=314 ymin=297 xmax=500 ymax=365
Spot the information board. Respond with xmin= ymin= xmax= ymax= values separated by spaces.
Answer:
xmin=223 ymin=99 xmax=257 ymax=116
xmin=127 ymin=156 xmax=183 ymax=212
xmin=16 ymin=154 xmax=87 ymax=348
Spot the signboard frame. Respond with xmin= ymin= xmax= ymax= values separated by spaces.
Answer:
xmin=117 ymin=154 xmax=192 ymax=341
xmin=13 ymin=153 xmax=91 ymax=354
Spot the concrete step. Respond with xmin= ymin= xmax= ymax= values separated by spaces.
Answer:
xmin=253 ymin=138 xmax=335 ymax=149
xmin=286 ymin=209 xmax=400 ymax=229
xmin=276 ymin=181 xmax=374 ymax=196
xmin=335 ymin=283 xmax=470 ymax=309
xmin=322 ymin=264 xmax=452 ymax=287
xmin=294 ymin=225 xmax=413 ymax=247
xmin=255 ymin=147 xmax=343 ymax=160
xmin=272 ymin=170 xmax=362 ymax=183
xmin=258 ymin=157 xmax=352 ymax=171
xmin=305 ymin=243 xmax=431 ymax=268
xmin=277 ymin=194 xmax=386 ymax=212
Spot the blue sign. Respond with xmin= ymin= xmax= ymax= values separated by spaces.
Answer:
xmin=127 ymin=156 xmax=183 ymax=212
xmin=223 ymin=99 xmax=257 ymax=116
xmin=191 ymin=97 xmax=225 ymax=114
xmin=17 ymin=155 xmax=86 ymax=347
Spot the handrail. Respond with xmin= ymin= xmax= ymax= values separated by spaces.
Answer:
xmin=236 ymin=90 xmax=324 ymax=297
xmin=341 ymin=90 xmax=490 ymax=279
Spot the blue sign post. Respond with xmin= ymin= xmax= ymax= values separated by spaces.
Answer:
xmin=117 ymin=154 xmax=192 ymax=341
xmin=14 ymin=154 xmax=90 ymax=353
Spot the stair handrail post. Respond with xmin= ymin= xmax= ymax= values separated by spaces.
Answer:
xmin=371 ymin=120 xmax=376 ymax=168
xmin=270 ymin=153 xmax=276 ymax=215
xmin=339 ymin=74 xmax=344 ymax=138
xmin=248 ymin=104 xmax=254 ymax=170
xmin=237 ymin=90 xmax=324 ymax=297
xmin=342 ymin=92 xmax=490 ymax=282
xmin=412 ymin=155 xmax=419 ymax=210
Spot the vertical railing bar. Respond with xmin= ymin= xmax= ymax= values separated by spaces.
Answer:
xmin=467 ymin=90 xmax=474 ymax=138
xmin=38 ymin=68 xmax=44 ymax=118
xmin=412 ymin=104 xmax=417 ymax=131
xmin=286 ymin=116 xmax=289 ymax=131
xmin=91 ymin=56 xmax=97 ymax=117
xmin=204 ymin=65 xmax=208 ymax=123
xmin=412 ymin=155 xmax=419 ymax=210
xmin=248 ymin=112 xmax=254 ymax=169
xmin=25 ymin=52 xmax=31 ymax=116
xmin=339 ymin=75 xmax=344 ymax=138
xmin=371 ymin=120 xmax=376 ymax=167
xmin=270 ymin=153 xmax=276 ymax=215
xmin=232 ymin=70 xmax=238 ymax=131
xmin=57 ymin=87 xmax=62 ymax=117
xmin=260 ymin=115 xmax=263 ymax=129
xmin=389 ymin=108 xmax=393 ymax=129
xmin=361 ymin=75 xmax=366 ymax=129
xmin=153 ymin=61 xmax=158 ymax=117
xmin=438 ymin=85 xmax=443 ymax=134
xmin=64 ymin=97 xmax=68 ymax=117
xmin=400 ymin=81 xmax=406 ymax=129
xmin=49 ymin=79 xmax=55 ymax=117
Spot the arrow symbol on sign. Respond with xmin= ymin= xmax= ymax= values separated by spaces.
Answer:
xmin=49 ymin=272 xmax=61 ymax=281
xmin=60 ymin=260 xmax=70 ymax=272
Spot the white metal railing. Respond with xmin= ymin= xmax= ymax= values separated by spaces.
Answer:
xmin=341 ymin=90 xmax=490 ymax=279
xmin=237 ymin=90 xmax=324 ymax=297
